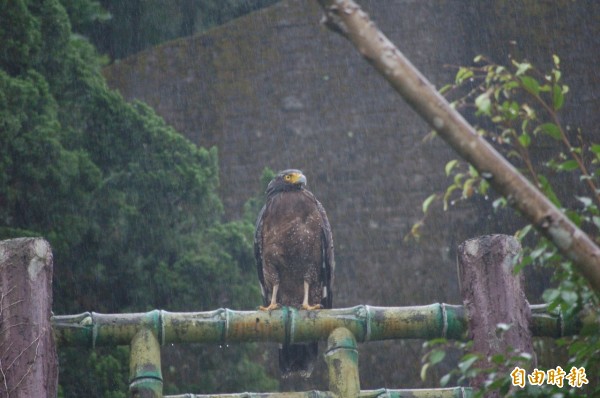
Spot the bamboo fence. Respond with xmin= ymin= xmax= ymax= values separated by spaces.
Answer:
xmin=51 ymin=303 xmax=588 ymax=397
xmin=52 ymin=304 xmax=584 ymax=348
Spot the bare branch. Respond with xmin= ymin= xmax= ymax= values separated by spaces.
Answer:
xmin=316 ymin=0 xmax=600 ymax=292
xmin=7 ymin=333 xmax=42 ymax=395
xmin=0 ymin=358 xmax=9 ymax=398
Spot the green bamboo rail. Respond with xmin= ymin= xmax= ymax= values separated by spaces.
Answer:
xmin=51 ymin=304 xmax=590 ymax=397
xmin=52 ymin=303 xmax=584 ymax=348
xmin=165 ymin=387 xmax=473 ymax=397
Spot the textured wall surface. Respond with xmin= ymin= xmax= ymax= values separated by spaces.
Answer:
xmin=103 ymin=0 xmax=600 ymax=389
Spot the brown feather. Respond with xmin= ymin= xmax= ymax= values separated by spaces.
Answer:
xmin=254 ymin=170 xmax=335 ymax=377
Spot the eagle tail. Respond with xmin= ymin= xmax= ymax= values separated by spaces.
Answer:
xmin=279 ymin=342 xmax=318 ymax=378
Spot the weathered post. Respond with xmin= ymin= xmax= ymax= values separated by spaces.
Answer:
xmin=325 ymin=327 xmax=360 ymax=398
xmin=0 ymin=238 xmax=58 ymax=397
xmin=457 ymin=234 xmax=534 ymax=396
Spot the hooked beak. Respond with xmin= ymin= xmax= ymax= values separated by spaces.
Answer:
xmin=290 ymin=172 xmax=307 ymax=186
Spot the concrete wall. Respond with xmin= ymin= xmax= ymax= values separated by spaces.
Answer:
xmin=103 ymin=0 xmax=600 ymax=389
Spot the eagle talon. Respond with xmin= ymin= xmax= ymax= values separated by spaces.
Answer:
xmin=301 ymin=303 xmax=323 ymax=311
xmin=259 ymin=303 xmax=281 ymax=311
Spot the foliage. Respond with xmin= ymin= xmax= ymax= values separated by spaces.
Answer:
xmin=416 ymin=55 xmax=600 ymax=396
xmin=0 ymin=0 xmax=275 ymax=395
xmin=242 ymin=167 xmax=276 ymax=225
xmin=64 ymin=0 xmax=282 ymax=60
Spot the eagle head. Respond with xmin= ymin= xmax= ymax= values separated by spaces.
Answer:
xmin=266 ymin=169 xmax=307 ymax=196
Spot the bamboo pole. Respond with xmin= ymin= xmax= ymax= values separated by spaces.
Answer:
xmin=325 ymin=328 xmax=360 ymax=397
xmin=129 ymin=328 xmax=163 ymax=398
xmin=164 ymin=387 xmax=474 ymax=397
xmin=314 ymin=0 xmax=600 ymax=293
xmin=52 ymin=304 xmax=585 ymax=348
xmin=52 ymin=304 xmax=464 ymax=347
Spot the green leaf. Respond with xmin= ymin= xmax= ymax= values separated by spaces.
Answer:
xmin=560 ymin=290 xmax=578 ymax=306
xmin=518 ymin=133 xmax=531 ymax=148
xmin=507 ymin=149 xmax=522 ymax=159
xmin=553 ymin=83 xmax=564 ymax=110
xmin=491 ymin=354 xmax=506 ymax=365
xmin=566 ymin=209 xmax=582 ymax=226
xmin=513 ymin=61 xmax=532 ymax=76
xmin=439 ymin=84 xmax=453 ymax=95
xmin=462 ymin=178 xmax=476 ymax=198
xmin=445 ymin=159 xmax=459 ymax=176
xmin=492 ymin=197 xmax=507 ymax=211
xmin=520 ymin=75 xmax=539 ymax=96
xmin=553 ymin=69 xmax=562 ymax=83
xmin=443 ymin=185 xmax=460 ymax=211
xmin=429 ymin=349 xmax=446 ymax=365
xmin=501 ymin=100 xmax=520 ymax=120
xmin=557 ymin=159 xmax=579 ymax=172
xmin=478 ymin=178 xmax=489 ymax=195
xmin=576 ymin=196 xmax=592 ymax=208
xmin=475 ymin=92 xmax=492 ymax=116
xmin=420 ymin=363 xmax=430 ymax=381
xmin=515 ymin=224 xmax=533 ymax=240
xmin=537 ymin=174 xmax=562 ymax=207
xmin=440 ymin=373 xmax=451 ymax=387
xmin=590 ymin=144 xmax=600 ymax=155
xmin=424 ymin=338 xmax=449 ymax=347
xmin=513 ymin=352 xmax=533 ymax=363
xmin=468 ymin=164 xmax=479 ymax=177
xmin=455 ymin=67 xmax=474 ymax=85
xmin=543 ymin=288 xmax=560 ymax=303
xmin=530 ymin=246 xmax=547 ymax=260
xmin=422 ymin=193 xmax=437 ymax=214
xmin=552 ymin=54 xmax=560 ymax=67
xmin=458 ymin=355 xmax=479 ymax=373
xmin=538 ymin=123 xmax=562 ymax=140
xmin=516 ymin=254 xmax=533 ymax=271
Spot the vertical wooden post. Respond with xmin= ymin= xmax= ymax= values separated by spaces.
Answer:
xmin=129 ymin=328 xmax=163 ymax=398
xmin=325 ymin=327 xmax=360 ymax=398
xmin=0 ymin=238 xmax=58 ymax=397
xmin=457 ymin=234 xmax=534 ymax=396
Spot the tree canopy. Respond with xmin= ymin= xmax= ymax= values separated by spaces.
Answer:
xmin=64 ymin=0 xmax=281 ymax=60
xmin=0 ymin=0 xmax=275 ymax=395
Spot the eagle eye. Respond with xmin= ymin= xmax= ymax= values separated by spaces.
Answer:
xmin=284 ymin=174 xmax=292 ymax=181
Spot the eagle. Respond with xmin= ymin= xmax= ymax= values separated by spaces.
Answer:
xmin=254 ymin=169 xmax=335 ymax=378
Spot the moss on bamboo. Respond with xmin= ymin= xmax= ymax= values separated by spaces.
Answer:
xmin=52 ymin=304 xmax=587 ymax=347
xmin=129 ymin=328 xmax=163 ymax=397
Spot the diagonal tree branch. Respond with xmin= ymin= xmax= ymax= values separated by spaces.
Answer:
xmin=315 ymin=0 xmax=600 ymax=292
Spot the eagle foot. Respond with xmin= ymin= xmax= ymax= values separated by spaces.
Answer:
xmin=301 ymin=303 xmax=323 ymax=310
xmin=259 ymin=303 xmax=281 ymax=311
